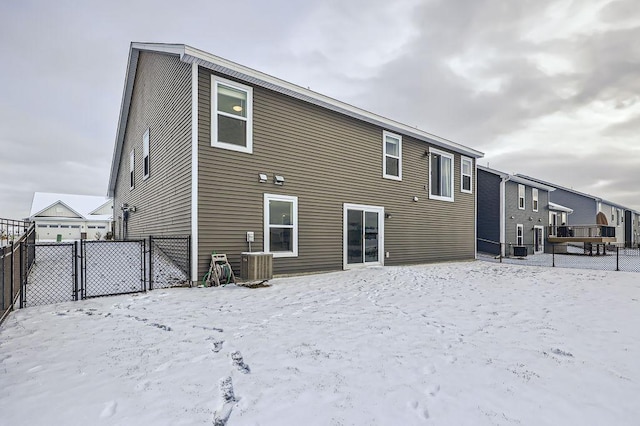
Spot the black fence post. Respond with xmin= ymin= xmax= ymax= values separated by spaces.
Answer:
xmin=149 ymin=236 xmax=153 ymax=291
xmin=552 ymin=243 xmax=555 ymax=267
xmin=616 ymin=246 xmax=619 ymax=271
xmin=142 ymin=239 xmax=147 ymax=292
xmin=73 ymin=241 xmax=79 ymax=301
xmin=10 ymin=242 xmax=15 ymax=311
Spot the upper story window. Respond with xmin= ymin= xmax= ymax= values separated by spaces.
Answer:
xmin=382 ymin=131 xmax=402 ymax=180
xmin=429 ymin=148 xmax=454 ymax=202
xmin=142 ymin=128 xmax=150 ymax=180
xmin=532 ymin=188 xmax=539 ymax=212
xmin=518 ymin=184 xmax=525 ymax=210
xmin=611 ymin=207 xmax=615 ymax=222
xmin=129 ymin=150 xmax=135 ymax=190
xmin=461 ymin=157 xmax=472 ymax=193
xmin=264 ymin=194 xmax=298 ymax=258
xmin=212 ymin=76 xmax=253 ymax=154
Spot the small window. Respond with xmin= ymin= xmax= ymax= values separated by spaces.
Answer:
xmin=518 ymin=184 xmax=525 ymax=210
xmin=129 ymin=150 xmax=135 ymax=190
xmin=70 ymin=225 xmax=80 ymax=229
xmin=37 ymin=225 xmax=47 ymax=228
xmin=611 ymin=207 xmax=615 ymax=222
xmin=461 ymin=157 xmax=472 ymax=193
xmin=429 ymin=148 xmax=454 ymax=202
xmin=212 ymin=76 xmax=253 ymax=154
xmin=382 ymin=131 xmax=402 ymax=180
xmin=143 ymin=128 xmax=150 ymax=180
xmin=532 ymin=188 xmax=539 ymax=212
xmin=264 ymin=194 xmax=298 ymax=258
xmin=516 ymin=224 xmax=524 ymax=245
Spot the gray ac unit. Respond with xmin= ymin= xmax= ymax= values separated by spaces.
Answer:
xmin=240 ymin=252 xmax=273 ymax=281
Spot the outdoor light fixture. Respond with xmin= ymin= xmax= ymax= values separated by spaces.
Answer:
xmin=259 ymin=173 xmax=268 ymax=183
xmin=413 ymin=196 xmax=419 ymax=202
xmin=529 ymin=217 xmax=533 ymax=221
xmin=385 ymin=213 xmax=392 ymax=219
xmin=274 ymin=175 xmax=285 ymax=185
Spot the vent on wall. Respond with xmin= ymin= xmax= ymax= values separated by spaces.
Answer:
xmin=241 ymin=252 xmax=273 ymax=281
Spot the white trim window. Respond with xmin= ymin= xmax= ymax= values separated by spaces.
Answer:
xmin=142 ymin=128 xmax=150 ymax=180
xmin=516 ymin=224 xmax=524 ymax=245
xmin=382 ymin=131 xmax=402 ymax=180
xmin=429 ymin=148 xmax=454 ymax=202
xmin=461 ymin=156 xmax=472 ymax=193
xmin=518 ymin=184 xmax=525 ymax=210
xmin=129 ymin=150 xmax=135 ymax=190
xmin=264 ymin=194 xmax=298 ymax=258
xmin=532 ymin=188 xmax=539 ymax=212
xmin=212 ymin=76 xmax=253 ymax=153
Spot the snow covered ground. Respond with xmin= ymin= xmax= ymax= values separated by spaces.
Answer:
xmin=1 ymin=261 xmax=639 ymax=425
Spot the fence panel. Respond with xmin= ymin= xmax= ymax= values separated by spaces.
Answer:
xmin=82 ymin=240 xmax=146 ymax=298
xmin=21 ymin=243 xmax=77 ymax=308
xmin=149 ymin=236 xmax=191 ymax=289
xmin=618 ymin=247 xmax=640 ymax=273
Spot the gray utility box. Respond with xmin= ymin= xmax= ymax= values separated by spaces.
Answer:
xmin=240 ymin=252 xmax=273 ymax=281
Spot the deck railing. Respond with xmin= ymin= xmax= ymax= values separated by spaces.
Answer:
xmin=1 ymin=218 xmax=32 ymax=247
xmin=548 ymin=225 xmax=615 ymax=239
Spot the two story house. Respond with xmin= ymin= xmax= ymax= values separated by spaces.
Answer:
xmin=625 ymin=209 xmax=640 ymax=248
xmin=477 ymin=166 xmax=554 ymax=256
xmin=108 ymin=43 xmax=484 ymax=282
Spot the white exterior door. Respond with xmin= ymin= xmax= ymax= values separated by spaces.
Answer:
xmin=534 ymin=226 xmax=544 ymax=254
xmin=343 ymin=204 xmax=384 ymax=269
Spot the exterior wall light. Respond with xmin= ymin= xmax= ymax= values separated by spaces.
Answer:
xmin=259 ymin=173 xmax=268 ymax=183
xmin=385 ymin=213 xmax=392 ymax=219
xmin=274 ymin=175 xmax=285 ymax=185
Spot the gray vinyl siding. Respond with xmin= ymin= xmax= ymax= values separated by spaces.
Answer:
xmin=504 ymin=182 xmax=549 ymax=254
xmin=113 ymin=52 xmax=192 ymax=239
xmin=476 ymin=169 xmax=501 ymax=255
xmin=548 ymin=189 xmax=596 ymax=226
xmin=197 ymin=68 xmax=476 ymax=278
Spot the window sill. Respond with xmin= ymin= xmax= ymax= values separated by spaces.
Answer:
xmin=212 ymin=141 xmax=253 ymax=154
xmin=429 ymin=194 xmax=455 ymax=203
xmin=383 ymin=174 xmax=402 ymax=181
xmin=271 ymin=251 xmax=298 ymax=258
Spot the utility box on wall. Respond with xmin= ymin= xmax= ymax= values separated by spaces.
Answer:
xmin=240 ymin=252 xmax=273 ymax=281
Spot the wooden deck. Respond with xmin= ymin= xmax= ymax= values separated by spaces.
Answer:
xmin=547 ymin=236 xmax=617 ymax=243
xmin=548 ymin=225 xmax=616 ymax=244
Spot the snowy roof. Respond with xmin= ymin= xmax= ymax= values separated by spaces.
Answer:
xmin=478 ymin=166 xmax=556 ymax=192
xmin=29 ymin=193 xmax=113 ymax=221
xmin=108 ymin=42 xmax=485 ymax=196
xmin=548 ymin=202 xmax=574 ymax=214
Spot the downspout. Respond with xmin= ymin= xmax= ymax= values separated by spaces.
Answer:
xmin=190 ymin=62 xmax=199 ymax=284
xmin=499 ymin=174 xmax=511 ymax=257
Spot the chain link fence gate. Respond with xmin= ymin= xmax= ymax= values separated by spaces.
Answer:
xmin=81 ymin=240 xmax=146 ymax=298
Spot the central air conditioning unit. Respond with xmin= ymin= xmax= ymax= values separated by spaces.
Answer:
xmin=240 ymin=252 xmax=273 ymax=281
xmin=513 ymin=246 xmax=528 ymax=257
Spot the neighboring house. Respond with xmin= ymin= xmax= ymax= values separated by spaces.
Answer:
xmin=107 ymin=42 xmax=484 ymax=282
xmin=624 ymin=209 xmax=640 ymax=248
xmin=29 ymin=193 xmax=113 ymax=241
xmin=518 ymin=175 xmax=627 ymax=245
xmin=477 ymin=166 xmax=554 ymax=256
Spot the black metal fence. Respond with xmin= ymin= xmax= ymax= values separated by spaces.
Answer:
xmin=149 ymin=236 xmax=191 ymax=289
xmin=1 ymin=222 xmax=34 ymax=325
xmin=0 ymin=234 xmax=192 ymax=317
xmin=478 ymin=238 xmax=640 ymax=273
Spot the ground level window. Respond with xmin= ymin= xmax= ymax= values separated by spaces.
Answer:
xmin=516 ymin=224 xmax=524 ymax=245
xmin=264 ymin=194 xmax=298 ymax=257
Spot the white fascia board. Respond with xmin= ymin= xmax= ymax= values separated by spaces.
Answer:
xmin=179 ymin=44 xmax=483 ymax=159
xmin=548 ymin=202 xmax=574 ymax=213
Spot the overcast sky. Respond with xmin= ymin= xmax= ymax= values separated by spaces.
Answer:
xmin=1 ymin=0 xmax=639 ymax=219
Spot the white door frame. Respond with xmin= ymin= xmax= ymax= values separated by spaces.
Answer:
xmin=343 ymin=203 xmax=384 ymax=270
xmin=534 ymin=225 xmax=544 ymax=254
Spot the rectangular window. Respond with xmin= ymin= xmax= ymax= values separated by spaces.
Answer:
xmin=212 ymin=76 xmax=253 ymax=154
xmin=516 ymin=224 xmax=523 ymax=245
xmin=429 ymin=148 xmax=454 ymax=202
xmin=532 ymin=188 xmax=539 ymax=212
xmin=382 ymin=131 xmax=402 ymax=180
xmin=129 ymin=150 xmax=135 ymax=190
xmin=617 ymin=209 xmax=622 ymax=225
xmin=143 ymin=128 xmax=150 ymax=180
xmin=461 ymin=157 xmax=472 ymax=193
xmin=518 ymin=184 xmax=525 ymax=210
xmin=611 ymin=207 xmax=615 ymax=222
xmin=70 ymin=225 xmax=80 ymax=229
xmin=264 ymin=194 xmax=298 ymax=258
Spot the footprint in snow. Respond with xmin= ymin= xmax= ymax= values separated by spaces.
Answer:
xmin=213 ymin=376 xmax=237 ymax=426
xmin=100 ymin=401 xmax=117 ymax=418
xmin=211 ymin=340 xmax=224 ymax=353
xmin=230 ymin=351 xmax=250 ymax=374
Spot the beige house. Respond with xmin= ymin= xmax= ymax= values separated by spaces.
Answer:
xmin=29 ymin=193 xmax=113 ymax=241
xmin=108 ymin=43 xmax=484 ymax=282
